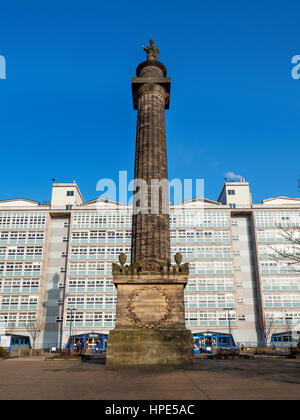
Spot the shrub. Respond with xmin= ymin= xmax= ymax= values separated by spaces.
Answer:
xmin=290 ymin=347 xmax=300 ymax=356
xmin=216 ymin=348 xmax=239 ymax=356
xmin=254 ymin=347 xmax=269 ymax=355
xmin=58 ymin=349 xmax=70 ymax=357
xmin=0 ymin=347 xmax=8 ymax=358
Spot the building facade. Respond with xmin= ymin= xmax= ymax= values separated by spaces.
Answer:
xmin=0 ymin=180 xmax=299 ymax=349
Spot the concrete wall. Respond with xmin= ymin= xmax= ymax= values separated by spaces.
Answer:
xmin=231 ymin=214 xmax=261 ymax=344
xmin=41 ymin=215 xmax=70 ymax=348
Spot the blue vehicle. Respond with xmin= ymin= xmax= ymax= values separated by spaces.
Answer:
xmin=67 ymin=333 xmax=107 ymax=352
xmin=193 ymin=331 xmax=235 ymax=354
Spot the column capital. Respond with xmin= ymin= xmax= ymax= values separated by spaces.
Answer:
xmin=131 ymin=77 xmax=171 ymax=109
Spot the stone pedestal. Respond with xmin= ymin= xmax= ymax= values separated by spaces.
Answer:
xmin=106 ymin=328 xmax=194 ymax=368
xmin=106 ymin=267 xmax=195 ymax=368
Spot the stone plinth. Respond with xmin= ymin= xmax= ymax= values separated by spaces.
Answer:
xmin=106 ymin=328 xmax=194 ymax=368
xmin=106 ymin=268 xmax=194 ymax=368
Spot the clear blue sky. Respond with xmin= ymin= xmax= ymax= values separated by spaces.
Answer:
xmin=0 ymin=0 xmax=299 ymax=204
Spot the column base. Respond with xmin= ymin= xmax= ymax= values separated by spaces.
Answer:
xmin=106 ymin=327 xmax=195 ymax=368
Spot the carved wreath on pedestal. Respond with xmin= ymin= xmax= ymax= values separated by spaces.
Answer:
xmin=126 ymin=286 xmax=174 ymax=329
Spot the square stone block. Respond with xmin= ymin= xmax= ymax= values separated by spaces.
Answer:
xmin=106 ymin=328 xmax=194 ymax=368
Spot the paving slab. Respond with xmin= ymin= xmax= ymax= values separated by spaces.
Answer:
xmin=0 ymin=358 xmax=299 ymax=400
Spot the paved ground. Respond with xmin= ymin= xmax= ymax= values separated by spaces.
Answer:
xmin=0 ymin=357 xmax=299 ymax=400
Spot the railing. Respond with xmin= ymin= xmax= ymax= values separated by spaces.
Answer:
xmin=8 ymin=348 xmax=47 ymax=358
xmin=194 ymin=340 xmax=299 ymax=355
xmin=237 ymin=341 xmax=296 ymax=349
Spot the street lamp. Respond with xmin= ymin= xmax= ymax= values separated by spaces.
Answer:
xmin=226 ymin=307 xmax=234 ymax=352
xmin=68 ymin=308 xmax=76 ymax=354
xmin=283 ymin=310 xmax=294 ymax=349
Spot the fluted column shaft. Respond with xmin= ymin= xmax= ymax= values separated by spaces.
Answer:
xmin=131 ymin=81 xmax=170 ymax=265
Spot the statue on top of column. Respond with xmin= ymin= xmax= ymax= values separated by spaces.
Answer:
xmin=142 ymin=39 xmax=159 ymax=61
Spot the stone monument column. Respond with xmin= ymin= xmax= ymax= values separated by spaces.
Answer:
xmin=131 ymin=58 xmax=170 ymax=266
xmin=106 ymin=41 xmax=194 ymax=368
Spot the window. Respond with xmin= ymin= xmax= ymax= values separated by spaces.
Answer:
xmin=262 ymin=277 xmax=299 ymax=291
xmin=28 ymin=231 xmax=44 ymax=243
xmin=255 ymin=211 xmax=300 ymax=228
xmin=170 ymin=230 xmax=177 ymax=241
xmin=170 ymin=211 xmax=229 ymax=228
xmin=0 ymin=232 xmax=8 ymax=243
xmin=90 ymin=230 xmax=105 ymax=242
xmin=228 ymin=190 xmax=235 ymax=195
xmin=214 ymin=230 xmax=230 ymax=243
xmin=67 ymin=191 xmax=74 ymax=196
xmin=66 ymin=205 xmax=73 ymax=210
xmin=72 ymin=231 xmax=88 ymax=243
xmin=89 ymin=247 xmax=106 ymax=259
xmin=3 ymin=213 xmax=46 ymax=229
xmin=196 ymin=230 xmax=212 ymax=242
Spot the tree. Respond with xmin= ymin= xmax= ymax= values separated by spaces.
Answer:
xmin=270 ymin=224 xmax=300 ymax=347
xmin=263 ymin=314 xmax=277 ymax=345
xmin=273 ymin=179 xmax=300 ymax=265
xmin=26 ymin=321 xmax=43 ymax=350
xmin=272 ymin=225 xmax=300 ymax=272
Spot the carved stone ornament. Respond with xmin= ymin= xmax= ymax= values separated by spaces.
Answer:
xmin=126 ymin=286 xmax=174 ymax=328
xmin=118 ymin=252 xmax=127 ymax=266
xmin=112 ymin=256 xmax=189 ymax=276
xmin=174 ymin=252 xmax=182 ymax=266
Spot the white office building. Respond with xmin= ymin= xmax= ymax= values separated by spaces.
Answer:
xmin=0 ymin=180 xmax=299 ymax=350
